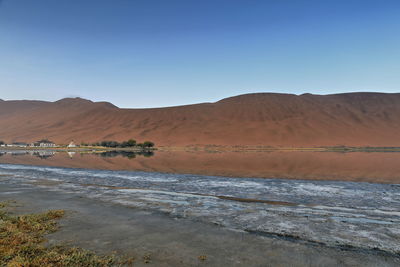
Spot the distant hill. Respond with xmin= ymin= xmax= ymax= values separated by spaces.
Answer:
xmin=1 ymin=93 xmax=400 ymax=147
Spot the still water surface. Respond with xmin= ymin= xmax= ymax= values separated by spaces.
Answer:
xmin=1 ymin=150 xmax=400 ymax=182
xmin=0 ymin=150 xmax=399 ymax=254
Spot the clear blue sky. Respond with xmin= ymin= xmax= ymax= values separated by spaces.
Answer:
xmin=0 ymin=0 xmax=399 ymax=108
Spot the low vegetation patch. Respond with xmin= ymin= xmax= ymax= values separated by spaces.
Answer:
xmin=0 ymin=202 xmax=119 ymax=266
xmin=86 ymin=139 xmax=155 ymax=149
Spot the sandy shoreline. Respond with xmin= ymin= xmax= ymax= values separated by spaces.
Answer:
xmin=0 ymin=181 xmax=399 ymax=266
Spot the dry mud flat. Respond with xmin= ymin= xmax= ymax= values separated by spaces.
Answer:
xmin=0 ymin=164 xmax=399 ymax=266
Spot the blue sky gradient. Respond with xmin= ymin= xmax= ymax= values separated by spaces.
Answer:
xmin=0 ymin=0 xmax=399 ymax=107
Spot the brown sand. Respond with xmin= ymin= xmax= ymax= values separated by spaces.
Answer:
xmin=2 ymin=92 xmax=400 ymax=147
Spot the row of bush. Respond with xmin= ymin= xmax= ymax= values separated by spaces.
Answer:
xmin=82 ymin=139 xmax=155 ymax=149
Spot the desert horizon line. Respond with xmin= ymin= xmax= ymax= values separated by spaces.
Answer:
xmin=1 ymin=91 xmax=400 ymax=109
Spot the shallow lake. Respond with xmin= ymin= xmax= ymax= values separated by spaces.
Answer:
xmin=0 ymin=150 xmax=399 ymax=255
xmin=1 ymin=150 xmax=400 ymax=183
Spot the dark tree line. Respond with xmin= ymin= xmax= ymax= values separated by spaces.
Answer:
xmin=87 ymin=139 xmax=155 ymax=149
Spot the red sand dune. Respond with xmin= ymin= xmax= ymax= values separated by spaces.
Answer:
xmin=1 ymin=92 xmax=400 ymax=147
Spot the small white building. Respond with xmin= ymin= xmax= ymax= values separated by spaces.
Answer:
xmin=32 ymin=140 xmax=56 ymax=147
xmin=10 ymin=142 xmax=28 ymax=147
xmin=68 ymin=141 xmax=76 ymax=148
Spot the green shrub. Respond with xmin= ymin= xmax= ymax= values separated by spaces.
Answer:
xmin=143 ymin=141 xmax=154 ymax=148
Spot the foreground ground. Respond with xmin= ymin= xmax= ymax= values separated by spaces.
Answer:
xmin=0 ymin=202 xmax=120 ymax=266
xmin=0 ymin=182 xmax=398 ymax=267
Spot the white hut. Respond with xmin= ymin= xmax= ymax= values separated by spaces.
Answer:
xmin=68 ymin=141 xmax=76 ymax=148
xmin=31 ymin=139 xmax=56 ymax=147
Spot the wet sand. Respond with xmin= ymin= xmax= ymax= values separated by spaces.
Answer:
xmin=1 ymin=183 xmax=399 ymax=267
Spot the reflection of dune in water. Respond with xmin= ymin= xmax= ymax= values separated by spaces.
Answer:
xmin=1 ymin=151 xmax=400 ymax=183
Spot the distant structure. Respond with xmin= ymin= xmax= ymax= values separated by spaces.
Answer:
xmin=31 ymin=139 xmax=56 ymax=148
xmin=10 ymin=142 xmax=28 ymax=147
xmin=68 ymin=141 xmax=76 ymax=148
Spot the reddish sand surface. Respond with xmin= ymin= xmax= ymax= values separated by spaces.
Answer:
xmin=1 ymin=92 xmax=400 ymax=147
xmin=1 ymin=151 xmax=400 ymax=183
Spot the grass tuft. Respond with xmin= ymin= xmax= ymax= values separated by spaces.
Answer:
xmin=0 ymin=202 xmax=119 ymax=266
xmin=198 ymin=255 xmax=207 ymax=261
